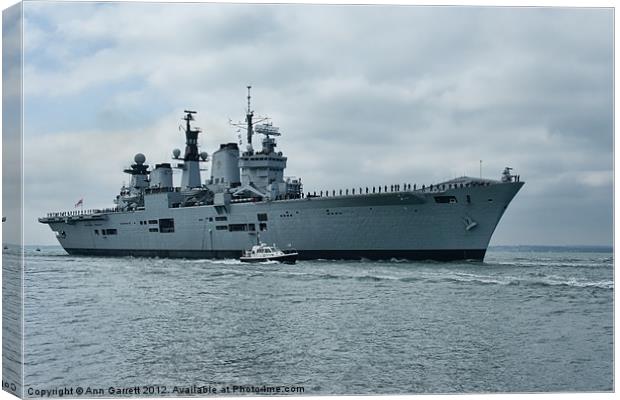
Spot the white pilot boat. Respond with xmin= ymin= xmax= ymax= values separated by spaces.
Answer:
xmin=240 ymin=242 xmax=298 ymax=264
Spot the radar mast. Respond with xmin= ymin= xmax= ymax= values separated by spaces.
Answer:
xmin=177 ymin=110 xmax=204 ymax=188
xmin=230 ymin=85 xmax=268 ymax=155
xmin=182 ymin=110 xmax=201 ymax=162
xmin=246 ymin=86 xmax=254 ymax=152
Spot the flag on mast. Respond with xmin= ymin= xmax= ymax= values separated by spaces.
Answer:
xmin=74 ymin=198 xmax=83 ymax=208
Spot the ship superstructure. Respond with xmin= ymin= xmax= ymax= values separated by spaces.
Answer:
xmin=39 ymin=87 xmax=524 ymax=261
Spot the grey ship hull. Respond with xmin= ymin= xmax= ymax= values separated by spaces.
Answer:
xmin=42 ymin=181 xmax=523 ymax=261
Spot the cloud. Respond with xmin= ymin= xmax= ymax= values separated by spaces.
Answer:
xmin=574 ymin=171 xmax=613 ymax=188
xmin=18 ymin=3 xmax=613 ymax=246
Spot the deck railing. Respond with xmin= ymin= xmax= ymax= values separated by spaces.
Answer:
xmin=44 ymin=207 xmax=122 ymax=219
xmin=301 ymin=179 xmax=496 ymax=199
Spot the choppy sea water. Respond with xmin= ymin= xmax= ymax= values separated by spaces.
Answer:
xmin=8 ymin=246 xmax=614 ymax=395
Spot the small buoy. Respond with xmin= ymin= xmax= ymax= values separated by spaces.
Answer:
xmin=35 ymin=248 xmax=41 ymax=252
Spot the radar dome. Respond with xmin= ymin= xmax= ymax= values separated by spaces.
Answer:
xmin=200 ymin=152 xmax=209 ymax=161
xmin=134 ymin=153 xmax=146 ymax=165
xmin=172 ymin=148 xmax=181 ymax=159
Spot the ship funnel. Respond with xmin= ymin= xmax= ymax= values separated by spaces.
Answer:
xmin=211 ymin=143 xmax=240 ymax=185
xmin=151 ymin=163 xmax=173 ymax=188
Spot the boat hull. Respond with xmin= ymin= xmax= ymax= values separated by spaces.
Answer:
xmin=240 ymin=252 xmax=298 ymax=264
xmin=64 ymin=248 xmax=485 ymax=261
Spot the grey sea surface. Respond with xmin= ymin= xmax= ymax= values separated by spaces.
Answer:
xmin=13 ymin=246 xmax=613 ymax=395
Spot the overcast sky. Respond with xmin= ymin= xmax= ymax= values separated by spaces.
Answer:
xmin=6 ymin=2 xmax=614 ymax=246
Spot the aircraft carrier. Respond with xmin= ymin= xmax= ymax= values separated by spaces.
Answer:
xmin=39 ymin=87 xmax=524 ymax=261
